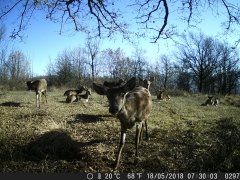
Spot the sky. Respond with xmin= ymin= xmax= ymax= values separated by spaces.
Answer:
xmin=1 ymin=0 xmax=239 ymax=76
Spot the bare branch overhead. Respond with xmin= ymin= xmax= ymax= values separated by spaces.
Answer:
xmin=0 ymin=0 xmax=239 ymax=43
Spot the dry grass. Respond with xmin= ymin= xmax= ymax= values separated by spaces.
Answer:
xmin=0 ymin=90 xmax=239 ymax=172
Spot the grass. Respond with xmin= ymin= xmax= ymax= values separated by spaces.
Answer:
xmin=0 ymin=90 xmax=239 ymax=172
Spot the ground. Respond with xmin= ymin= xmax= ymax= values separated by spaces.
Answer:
xmin=0 ymin=90 xmax=239 ymax=172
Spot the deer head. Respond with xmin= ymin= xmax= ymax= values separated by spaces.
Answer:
xmin=93 ymin=77 xmax=136 ymax=115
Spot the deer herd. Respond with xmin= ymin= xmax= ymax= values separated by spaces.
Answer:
xmin=25 ymin=77 xmax=220 ymax=169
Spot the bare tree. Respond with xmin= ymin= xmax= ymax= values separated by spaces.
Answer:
xmin=54 ymin=49 xmax=75 ymax=86
xmin=176 ymin=33 xmax=220 ymax=93
xmin=215 ymin=43 xmax=240 ymax=95
xmin=132 ymin=46 xmax=149 ymax=79
xmin=0 ymin=24 xmax=8 ymax=83
xmin=101 ymin=48 xmax=121 ymax=78
xmin=0 ymin=23 xmax=5 ymax=41
xmin=176 ymin=32 xmax=240 ymax=94
xmin=175 ymin=66 xmax=192 ymax=92
xmin=85 ymin=36 xmax=100 ymax=81
xmin=46 ymin=58 xmax=57 ymax=86
xmin=101 ymin=48 xmax=134 ymax=80
xmin=47 ymin=47 xmax=89 ymax=87
xmin=0 ymin=48 xmax=7 ymax=82
xmin=1 ymin=50 xmax=31 ymax=90
xmin=159 ymin=55 xmax=174 ymax=89
xmin=0 ymin=1 xmax=239 ymax=43
xmin=71 ymin=47 xmax=87 ymax=82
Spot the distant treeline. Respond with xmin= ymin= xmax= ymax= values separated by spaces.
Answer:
xmin=1 ymin=32 xmax=240 ymax=95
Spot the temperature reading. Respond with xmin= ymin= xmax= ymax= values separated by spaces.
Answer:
xmin=104 ymin=173 xmax=121 ymax=179
xmin=127 ymin=173 xmax=143 ymax=179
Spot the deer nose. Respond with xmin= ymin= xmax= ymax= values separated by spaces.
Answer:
xmin=109 ymin=106 xmax=119 ymax=115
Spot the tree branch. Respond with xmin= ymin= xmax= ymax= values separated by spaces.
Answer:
xmin=221 ymin=0 xmax=239 ymax=30
xmin=66 ymin=0 xmax=79 ymax=31
xmin=11 ymin=0 xmax=30 ymax=39
xmin=0 ymin=0 xmax=23 ymax=19
xmin=152 ymin=0 xmax=169 ymax=43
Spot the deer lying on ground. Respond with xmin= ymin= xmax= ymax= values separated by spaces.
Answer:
xmin=64 ymin=85 xmax=85 ymax=96
xmin=65 ymin=88 xmax=91 ymax=103
xmin=66 ymin=94 xmax=78 ymax=103
xmin=93 ymin=77 xmax=152 ymax=169
xmin=201 ymin=96 xmax=219 ymax=106
xmin=26 ymin=79 xmax=47 ymax=108
xmin=78 ymin=89 xmax=91 ymax=102
xmin=157 ymin=89 xmax=171 ymax=101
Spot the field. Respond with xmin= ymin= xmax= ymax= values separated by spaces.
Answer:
xmin=0 ymin=90 xmax=240 ymax=172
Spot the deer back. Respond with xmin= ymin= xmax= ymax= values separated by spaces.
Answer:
xmin=119 ymin=87 xmax=152 ymax=124
xmin=27 ymin=79 xmax=47 ymax=92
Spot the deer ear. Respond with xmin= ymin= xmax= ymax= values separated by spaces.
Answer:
xmin=150 ymin=76 xmax=155 ymax=82
xmin=118 ymin=78 xmax=125 ymax=83
xmin=138 ymin=77 xmax=143 ymax=83
xmin=92 ymin=83 xmax=107 ymax=95
xmin=123 ymin=77 xmax=136 ymax=93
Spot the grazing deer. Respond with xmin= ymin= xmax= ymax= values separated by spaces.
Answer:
xmin=93 ymin=77 xmax=152 ymax=169
xmin=157 ymin=89 xmax=171 ymax=101
xmin=139 ymin=76 xmax=155 ymax=90
xmin=78 ymin=89 xmax=91 ymax=102
xmin=26 ymin=79 xmax=47 ymax=108
xmin=201 ymin=96 xmax=219 ymax=106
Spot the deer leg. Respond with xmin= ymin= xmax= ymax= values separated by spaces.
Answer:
xmin=145 ymin=120 xmax=149 ymax=140
xmin=39 ymin=92 xmax=42 ymax=108
xmin=115 ymin=130 xmax=126 ymax=169
xmin=135 ymin=122 xmax=143 ymax=157
xmin=43 ymin=90 xmax=47 ymax=104
xmin=139 ymin=122 xmax=144 ymax=145
xmin=36 ymin=93 xmax=39 ymax=108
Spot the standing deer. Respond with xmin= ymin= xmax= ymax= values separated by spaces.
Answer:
xmin=26 ymin=79 xmax=47 ymax=108
xmin=93 ymin=77 xmax=152 ymax=169
xmin=139 ymin=76 xmax=155 ymax=90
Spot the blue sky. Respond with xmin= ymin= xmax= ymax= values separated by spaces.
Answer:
xmin=1 ymin=0 xmax=239 ymax=76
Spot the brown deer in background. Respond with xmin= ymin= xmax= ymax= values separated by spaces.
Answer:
xmin=66 ymin=94 xmax=78 ymax=103
xmin=65 ymin=87 xmax=91 ymax=103
xmin=201 ymin=96 xmax=219 ymax=106
xmin=139 ymin=76 xmax=155 ymax=90
xmin=26 ymin=79 xmax=47 ymax=108
xmin=93 ymin=77 xmax=152 ymax=169
xmin=79 ymin=89 xmax=91 ymax=102
xmin=64 ymin=85 xmax=85 ymax=96
xmin=157 ymin=89 xmax=171 ymax=101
